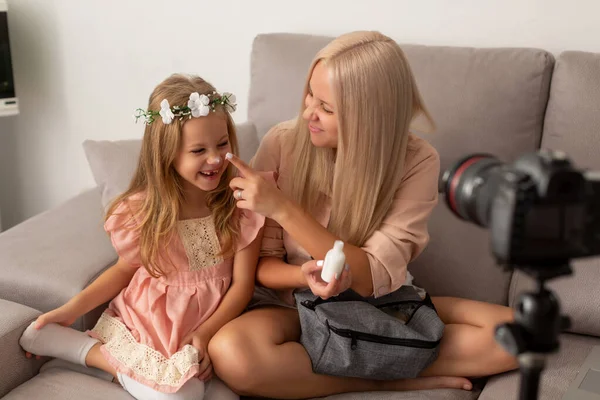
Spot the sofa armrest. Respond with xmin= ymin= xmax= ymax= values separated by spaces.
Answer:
xmin=0 ymin=300 xmax=45 ymax=397
xmin=0 ymin=187 xmax=117 ymax=330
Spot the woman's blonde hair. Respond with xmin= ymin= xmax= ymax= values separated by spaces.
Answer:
xmin=287 ymin=31 xmax=435 ymax=246
xmin=106 ymin=74 xmax=240 ymax=278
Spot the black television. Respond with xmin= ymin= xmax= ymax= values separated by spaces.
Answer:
xmin=0 ymin=0 xmax=17 ymax=116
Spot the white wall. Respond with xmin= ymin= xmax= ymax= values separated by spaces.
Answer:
xmin=1 ymin=0 xmax=600 ymax=230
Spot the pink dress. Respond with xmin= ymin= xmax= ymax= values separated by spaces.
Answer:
xmin=87 ymin=192 xmax=265 ymax=393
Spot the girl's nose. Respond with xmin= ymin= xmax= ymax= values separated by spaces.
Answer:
xmin=207 ymin=154 xmax=222 ymax=165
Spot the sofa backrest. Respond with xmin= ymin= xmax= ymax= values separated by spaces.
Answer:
xmin=248 ymin=33 xmax=331 ymax=138
xmin=248 ymin=33 xmax=555 ymax=305
xmin=400 ymin=44 xmax=554 ymax=305
xmin=510 ymin=51 xmax=600 ymax=336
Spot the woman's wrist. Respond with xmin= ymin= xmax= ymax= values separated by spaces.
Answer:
xmin=271 ymin=195 xmax=298 ymax=226
xmin=294 ymin=264 xmax=309 ymax=289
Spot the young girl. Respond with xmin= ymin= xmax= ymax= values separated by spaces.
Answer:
xmin=19 ymin=74 xmax=266 ymax=400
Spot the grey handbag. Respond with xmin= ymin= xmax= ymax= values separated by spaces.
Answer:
xmin=295 ymin=285 xmax=444 ymax=380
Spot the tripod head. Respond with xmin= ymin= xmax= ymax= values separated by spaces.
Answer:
xmin=495 ymin=263 xmax=572 ymax=358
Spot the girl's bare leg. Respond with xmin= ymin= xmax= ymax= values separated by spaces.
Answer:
xmin=85 ymin=343 xmax=117 ymax=379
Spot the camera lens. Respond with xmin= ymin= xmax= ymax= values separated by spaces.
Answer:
xmin=440 ymin=154 xmax=504 ymax=227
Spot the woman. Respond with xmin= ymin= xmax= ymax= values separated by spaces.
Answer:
xmin=209 ymin=31 xmax=518 ymax=398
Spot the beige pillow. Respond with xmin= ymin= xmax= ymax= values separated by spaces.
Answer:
xmin=83 ymin=121 xmax=260 ymax=208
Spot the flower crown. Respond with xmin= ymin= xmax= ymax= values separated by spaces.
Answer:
xmin=134 ymin=91 xmax=237 ymax=125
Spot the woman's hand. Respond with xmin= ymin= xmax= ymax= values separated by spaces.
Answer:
xmin=182 ymin=329 xmax=213 ymax=381
xmin=301 ymin=259 xmax=352 ymax=299
xmin=226 ymin=153 xmax=288 ymax=221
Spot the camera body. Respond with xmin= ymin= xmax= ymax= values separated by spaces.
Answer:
xmin=440 ymin=149 xmax=600 ymax=270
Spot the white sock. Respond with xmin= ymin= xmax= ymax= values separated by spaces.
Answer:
xmin=19 ymin=321 xmax=100 ymax=366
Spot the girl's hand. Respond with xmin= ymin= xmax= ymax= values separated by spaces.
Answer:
xmin=182 ymin=330 xmax=212 ymax=381
xmin=34 ymin=303 xmax=80 ymax=330
xmin=25 ymin=303 xmax=80 ymax=359
xmin=226 ymin=153 xmax=287 ymax=221
xmin=301 ymin=260 xmax=352 ymax=299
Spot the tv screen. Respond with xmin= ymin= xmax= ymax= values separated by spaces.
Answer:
xmin=0 ymin=1 xmax=18 ymax=116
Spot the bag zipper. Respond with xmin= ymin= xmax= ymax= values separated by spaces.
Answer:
xmin=327 ymin=322 xmax=440 ymax=350
xmin=300 ymin=298 xmax=425 ymax=311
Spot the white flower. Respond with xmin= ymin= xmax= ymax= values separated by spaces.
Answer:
xmin=188 ymin=92 xmax=211 ymax=117
xmin=159 ymin=99 xmax=174 ymax=124
xmin=222 ymin=92 xmax=237 ymax=112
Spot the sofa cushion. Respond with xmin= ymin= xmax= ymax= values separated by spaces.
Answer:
xmin=0 ymin=188 xmax=116 ymax=331
xmin=2 ymin=367 xmax=131 ymax=400
xmin=8 ymin=363 xmax=482 ymax=400
xmin=540 ymin=51 xmax=600 ymax=170
xmin=82 ymin=139 xmax=141 ymax=211
xmin=510 ymin=50 xmax=600 ymax=336
xmin=248 ymin=33 xmax=555 ymax=304
xmin=0 ymin=300 xmax=44 ymax=398
xmin=313 ymin=387 xmax=482 ymax=400
xmin=479 ymin=333 xmax=600 ymax=400
xmin=83 ymin=121 xmax=260 ymax=209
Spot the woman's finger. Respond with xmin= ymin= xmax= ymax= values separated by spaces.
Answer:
xmin=226 ymin=153 xmax=256 ymax=178
xmin=234 ymin=200 xmax=251 ymax=210
xmin=322 ymin=266 xmax=350 ymax=297
xmin=303 ymin=260 xmax=323 ymax=274
xmin=197 ymin=354 xmax=212 ymax=378
xmin=308 ymin=273 xmax=325 ymax=289
xmin=323 ymin=279 xmax=341 ymax=298
xmin=198 ymin=364 xmax=213 ymax=381
xmin=229 ymin=176 xmax=249 ymax=191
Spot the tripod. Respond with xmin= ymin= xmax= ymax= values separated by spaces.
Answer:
xmin=494 ymin=264 xmax=572 ymax=400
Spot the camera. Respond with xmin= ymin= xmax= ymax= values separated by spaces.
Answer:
xmin=439 ymin=149 xmax=600 ymax=274
xmin=439 ymin=149 xmax=600 ymax=400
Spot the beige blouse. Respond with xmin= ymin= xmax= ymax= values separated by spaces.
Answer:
xmin=251 ymin=119 xmax=440 ymax=298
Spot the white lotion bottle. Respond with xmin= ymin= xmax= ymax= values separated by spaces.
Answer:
xmin=320 ymin=240 xmax=346 ymax=283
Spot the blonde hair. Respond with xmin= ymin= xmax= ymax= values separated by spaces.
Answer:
xmin=106 ymin=74 xmax=240 ymax=278
xmin=287 ymin=31 xmax=435 ymax=246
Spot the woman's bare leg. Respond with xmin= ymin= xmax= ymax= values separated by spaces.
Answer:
xmin=209 ymin=307 xmax=472 ymax=399
xmin=419 ymin=297 xmax=518 ymax=377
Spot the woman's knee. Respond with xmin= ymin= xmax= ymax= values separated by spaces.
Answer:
xmin=208 ymin=308 xmax=298 ymax=395
xmin=208 ymin=324 xmax=256 ymax=393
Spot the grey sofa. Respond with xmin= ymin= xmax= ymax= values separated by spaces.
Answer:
xmin=1 ymin=33 xmax=599 ymax=400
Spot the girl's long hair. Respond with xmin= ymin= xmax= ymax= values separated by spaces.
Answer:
xmin=106 ymin=74 xmax=240 ymax=277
